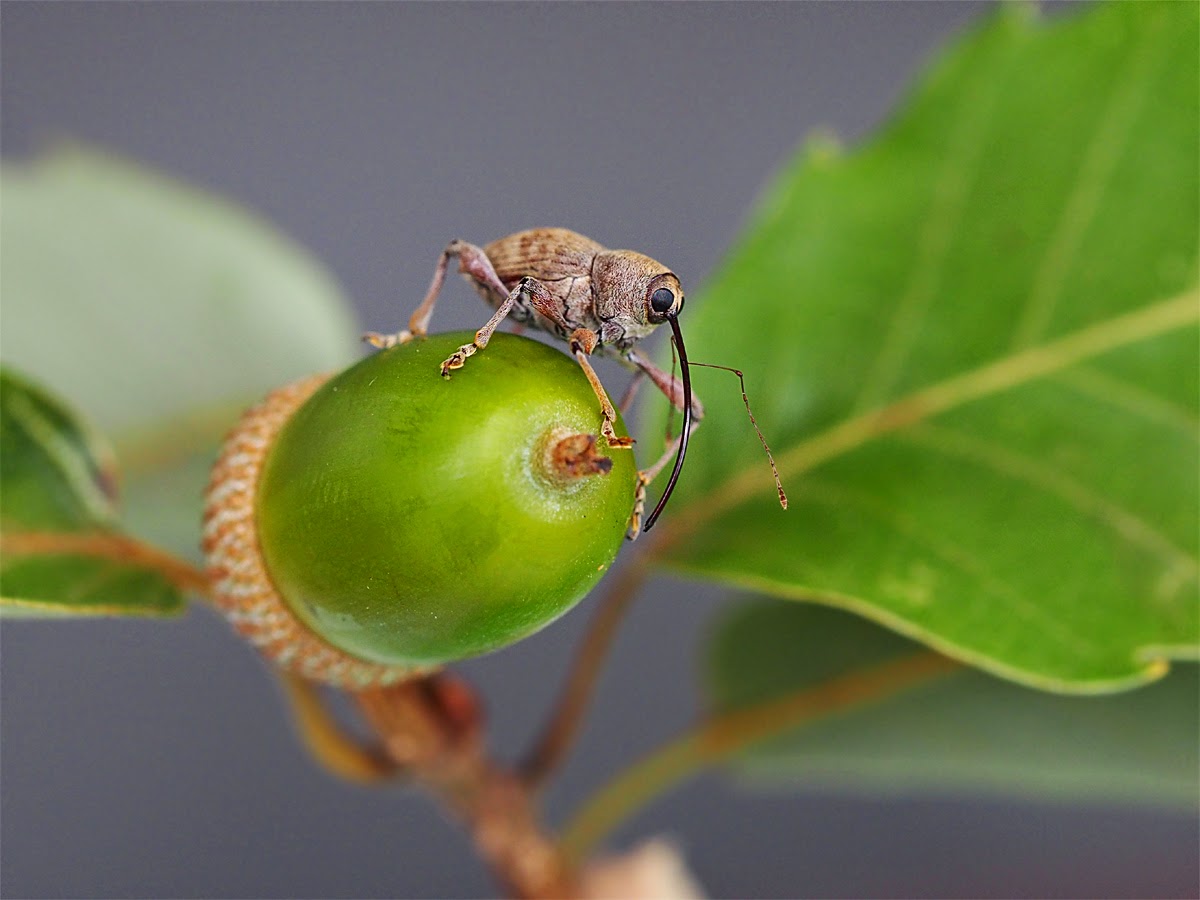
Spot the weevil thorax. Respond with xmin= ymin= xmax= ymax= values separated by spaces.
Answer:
xmin=591 ymin=249 xmax=684 ymax=351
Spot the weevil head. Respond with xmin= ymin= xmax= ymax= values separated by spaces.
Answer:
xmin=592 ymin=250 xmax=685 ymax=350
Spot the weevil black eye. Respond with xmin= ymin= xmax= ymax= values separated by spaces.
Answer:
xmin=650 ymin=287 xmax=675 ymax=315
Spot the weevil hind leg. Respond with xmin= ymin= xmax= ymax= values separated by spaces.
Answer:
xmin=364 ymin=240 xmax=508 ymax=349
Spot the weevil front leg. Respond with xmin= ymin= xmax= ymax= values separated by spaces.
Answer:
xmin=566 ymin=327 xmax=636 ymax=451
xmin=364 ymin=240 xmax=508 ymax=349
xmin=620 ymin=348 xmax=706 ymax=539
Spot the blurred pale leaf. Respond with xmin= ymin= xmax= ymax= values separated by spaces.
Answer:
xmin=707 ymin=601 xmax=1199 ymax=807
xmin=656 ymin=2 xmax=1199 ymax=691
xmin=0 ymin=369 xmax=183 ymax=616
xmin=0 ymin=147 xmax=362 ymax=555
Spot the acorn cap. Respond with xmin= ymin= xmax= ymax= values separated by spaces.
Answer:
xmin=202 ymin=374 xmax=425 ymax=689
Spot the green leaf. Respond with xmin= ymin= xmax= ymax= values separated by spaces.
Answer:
xmin=0 ymin=369 xmax=185 ymax=616
xmin=655 ymin=2 xmax=1199 ymax=691
xmin=707 ymin=601 xmax=1198 ymax=808
xmin=0 ymin=147 xmax=361 ymax=556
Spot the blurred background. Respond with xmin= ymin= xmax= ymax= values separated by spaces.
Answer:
xmin=2 ymin=3 xmax=1196 ymax=897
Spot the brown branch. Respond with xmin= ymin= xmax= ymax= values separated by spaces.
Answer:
xmin=559 ymin=650 xmax=961 ymax=863
xmin=1 ymin=530 xmax=211 ymax=597
xmin=356 ymin=674 xmax=579 ymax=899
xmin=520 ymin=556 xmax=656 ymax=789
xmin=279 ymin=672 xmax=400 ymax=784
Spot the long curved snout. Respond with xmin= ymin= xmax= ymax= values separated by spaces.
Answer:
xmin=643 ymin=314 xmax=692 ymax=532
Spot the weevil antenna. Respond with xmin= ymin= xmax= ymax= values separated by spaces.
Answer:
xmin=686 ymin=361 xmax=788 ymax=510
xmin=643 ymin=315 xmax=692 ymax=532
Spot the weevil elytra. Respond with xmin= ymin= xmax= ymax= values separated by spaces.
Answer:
xmin=365 ymin=227 xmax=783 ymax=538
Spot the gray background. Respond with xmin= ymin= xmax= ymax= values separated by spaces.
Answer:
xmin=2 ymin=3 xmax=1196 ymax=898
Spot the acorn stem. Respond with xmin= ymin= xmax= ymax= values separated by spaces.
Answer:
xmin=356 ymin=675 xmax=579 ymax=899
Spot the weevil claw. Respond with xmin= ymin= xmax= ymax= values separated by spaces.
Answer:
xmin=440 ymin=343 xmax=479 ymax=377
xmin=602 ymin=426 xmax=635 ymax=450
xmin=626 ymin=472 xmax=651 ymax=541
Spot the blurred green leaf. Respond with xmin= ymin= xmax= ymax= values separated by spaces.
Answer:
xmin=0 ymin=369 xmax=118 ymax=531
xmin=656 ymin=2 xmax=1199 ymax=690
xmin=707 ymin=601 xmax=1199 ymax=808
xmin=0 ymin=147 xmax=362 ymax=556
xmin=0 ymin=369 xmax=184 ymax=616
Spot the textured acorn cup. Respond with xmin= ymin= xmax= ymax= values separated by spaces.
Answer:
xmin=203 ymin=331 xmax=638 ymax=688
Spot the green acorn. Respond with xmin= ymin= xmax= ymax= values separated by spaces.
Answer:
xmin=203 ymin=332 xmax=637 ymax=688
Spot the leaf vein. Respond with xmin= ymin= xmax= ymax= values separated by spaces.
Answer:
xmin=900 ymin=423 xmax=1199 ymax=579
xmin=854 ymin=55 xmax=1003 ymax=411
xmin=62 ymin=558 xmax=131 ymax=604
xmin=1011 ymin=9 xmax=1168 ymax=348
xmin=1053 ymin=366 xmax=1200 ymax=438
xmin=796 ymin=478 xmax=1099 ymax=657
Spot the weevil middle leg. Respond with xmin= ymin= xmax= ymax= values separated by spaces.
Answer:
xmin=437 ymin=274 xmax=543 ymax=377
